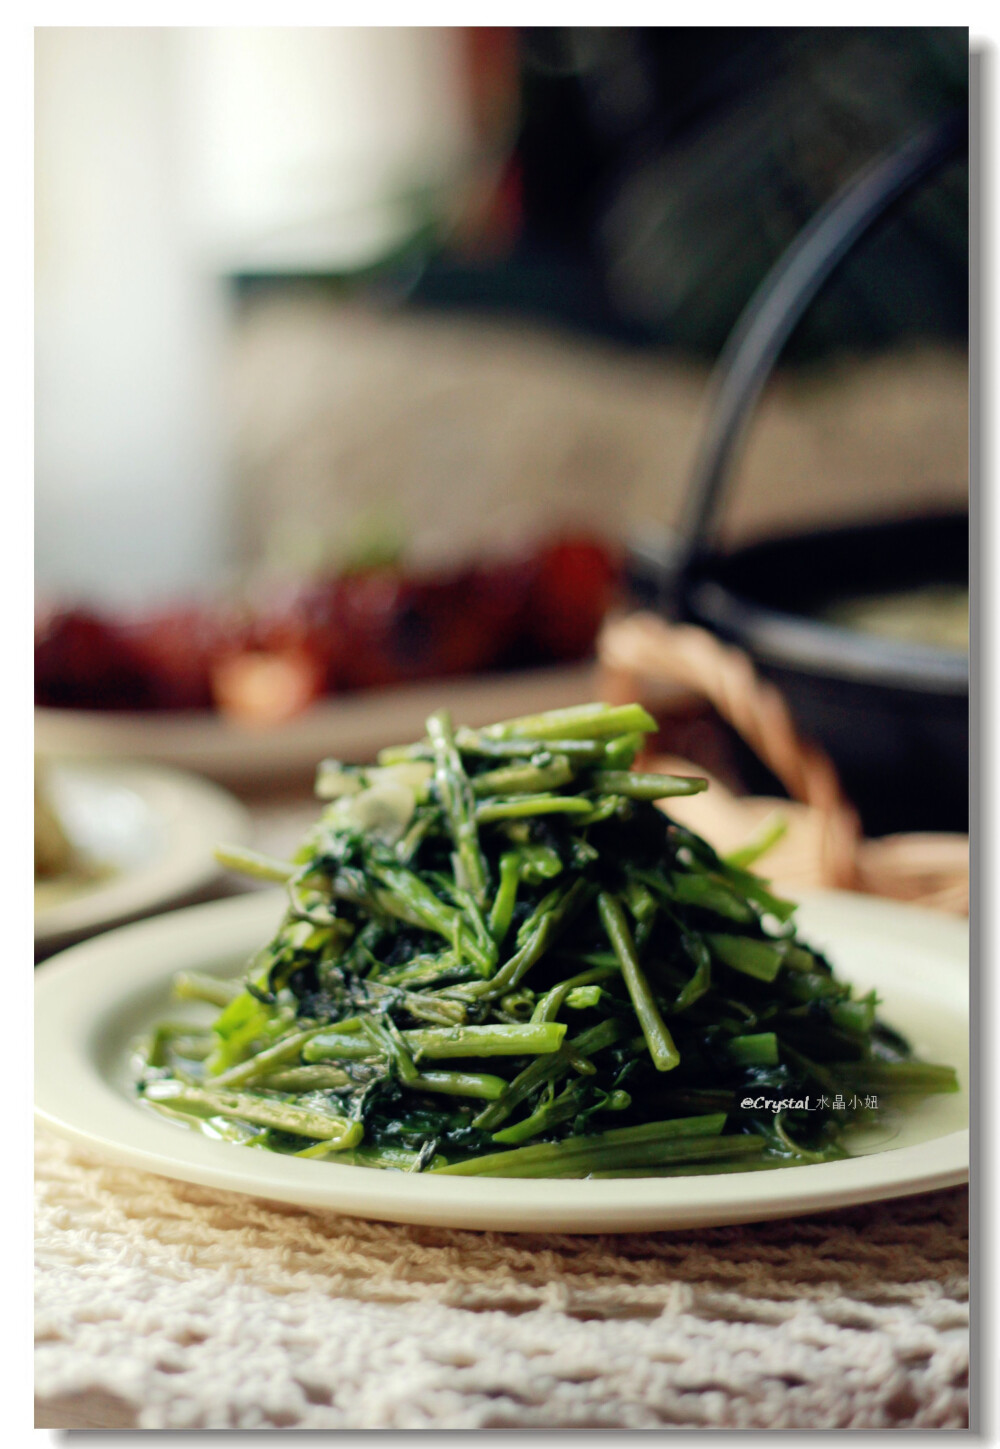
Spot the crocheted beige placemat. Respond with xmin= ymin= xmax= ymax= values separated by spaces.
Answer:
xmin=34 ymin=1127 xmax=969 ymax=1431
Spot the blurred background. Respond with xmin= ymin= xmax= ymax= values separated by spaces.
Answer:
xmin=34 ymin=26 xmax=969 ymax=838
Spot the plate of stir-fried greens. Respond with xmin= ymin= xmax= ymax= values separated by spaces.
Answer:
xmin=34 ymin=703 xmax=967 ymax=1232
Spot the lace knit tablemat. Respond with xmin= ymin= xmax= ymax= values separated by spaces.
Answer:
xmin=34 ymin=1128 xmax=969 ymax=1430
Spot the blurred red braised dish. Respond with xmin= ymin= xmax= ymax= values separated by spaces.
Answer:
xmin=35 ymin=535 xmax=620 ymax=721
xmin=523 ymin=538 xmax=618 ymax=662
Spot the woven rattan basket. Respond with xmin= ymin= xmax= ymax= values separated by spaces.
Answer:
xmin=598 ymin=613 xmax=968 ymax=915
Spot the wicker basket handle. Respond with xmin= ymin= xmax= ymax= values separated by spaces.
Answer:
xmin=597 ymin=612 xmax=967 ymax=914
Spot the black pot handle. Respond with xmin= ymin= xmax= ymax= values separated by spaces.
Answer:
xmin=654 ymin=110 xmax=967 ymax=615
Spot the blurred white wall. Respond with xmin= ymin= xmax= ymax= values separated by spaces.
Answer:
xmin=179 ymin=27 xmax=473 ymax=272
xmin=34 ymin=27 xmax=476 ymax=607
xmin=35 ymin=28 xmax=229 ymax=607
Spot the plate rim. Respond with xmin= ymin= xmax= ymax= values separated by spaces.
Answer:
xmin=34 ymin=888 xmax=969 ymax=1234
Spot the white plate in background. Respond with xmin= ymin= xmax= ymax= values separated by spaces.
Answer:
xmin=34 ymin=890 xmax=968 ymax=1232
xmin=34 ymin=760 xmax=251 ymax=951
xmin=34 ymin=664 xmax=597 ymax=787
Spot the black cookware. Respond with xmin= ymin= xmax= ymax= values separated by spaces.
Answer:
xmin=629 ymin=114 xmax=968 ymax=836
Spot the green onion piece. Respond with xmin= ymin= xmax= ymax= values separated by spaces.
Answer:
xmin=829 ymin=994 xmax=878 ymax=1037
xmin=295 ymin=1142 xmax=437 ymax=1169
xmin=708 ymin=933 xmax=785 ymax=982
xmin=427 ymin=708 xmax=489 ymax=906
xmin=480 ymin=702 xmax=657 ymax=741
xmin=673 ymin=936 xmax=712 ymax=1012
xmin=515 ymin=844 xmax=564 ymax=882
xmin=301 ymin=1035 xmax=380 ymax=1063
xmin=666 ymin=873 xmax=756 ymax=923
xmin=411 ymin=1070 xmax=508 ymax=1100
xmin=211 ymin=1026 xmax=335 ymax=1089
xmin=306 ymin=1021 xmax=566 ymax=1063
xmin=213 ymin=845 xmax=296 ymax=882
xmin=471 ymin=756 xmax=574 ymax=797
xmin=572 ymin=796 xmax=627 ymax=826
xmin=565 ymin=985 xmax=604 ymax=1009
xmin=590 ymin=770 xmax=708 ymax=800
xmin=144 ymin=1082 xmax=363 ymax=1145
xmin=602 ymin=732 xmax=644 ymax=769
xmin=472 ymin=1017 xmax=624 ymax=1130
xmin=598 ymin=893 xmax=680 ymax=1072
xmin=624 ymin=878 xmax=657 ymax=925
xmin=361 ymin=1016 xmax=420 ymax=1085
xmin=531 ymin=965 xmax=618 ymax=1022
xmin=586 ymin=1141 xmax=771 ymax=1176
xmin=725 ymin=812 xmax=789 ymax=869
xmin=488 ymin=851 xmax=521 ymax=944
xmin=171 ymin=972 xmax=242 ymax=1008
xmin=436 ymin=1112 xmax=727 ymax=1176
xmin=454 ymin=732 xmax=607 ymax=760
xmin=490 ymin=1077 xmax=594 ymax=1145
xmin=403 ymin=1023 xmax=567 ymax=1060
xmin=260 ymin=1066 xmax=352 ymax=1091
xmin=475 ymin=795 xmax=595 ymax=822
xmin=725 ymin=1032 xmax=780 ymax=1067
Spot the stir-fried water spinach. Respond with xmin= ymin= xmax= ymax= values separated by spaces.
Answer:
xmin=134 ymin=703 xmax=957 ymax=1177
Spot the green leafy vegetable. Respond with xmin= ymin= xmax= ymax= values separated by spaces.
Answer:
xmin=134 ymin=701 xmax=958 ymax=1176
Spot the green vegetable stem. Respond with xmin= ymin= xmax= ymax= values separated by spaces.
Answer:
xmin=134 ymin=701 xmax=957 ymax=1177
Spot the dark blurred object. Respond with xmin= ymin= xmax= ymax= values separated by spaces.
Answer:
xmin=35 ymin=611 xmax=152 ymax=712
xmin=678 ymin=513 xmax=968 ymax=837
xmin=331 ymin=558 xmax=534 ymax=692
xmin=413 ymin=26 xmax=967 ymax=360
xmin=34 ymin=535 xmax=620 ymax=721
xmin=520 ymin=537 xmax=619 ymax=661
xmin=629 ymin=115 xmax=968 ymax=837
xmin=124 ymin=610 xmax=219 ymax=711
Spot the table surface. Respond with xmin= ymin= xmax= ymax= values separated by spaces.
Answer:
xmin=34 ymin=789 xmax=970 ymax=1431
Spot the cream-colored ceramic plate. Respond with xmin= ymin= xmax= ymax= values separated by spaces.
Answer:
xmin=34 ymin=889 xmax=968 ymax=1233
xmin=34 ymin=664 xmax=595 ymax=786
xmin=34 ymin=760 xmax=251 ymax=951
